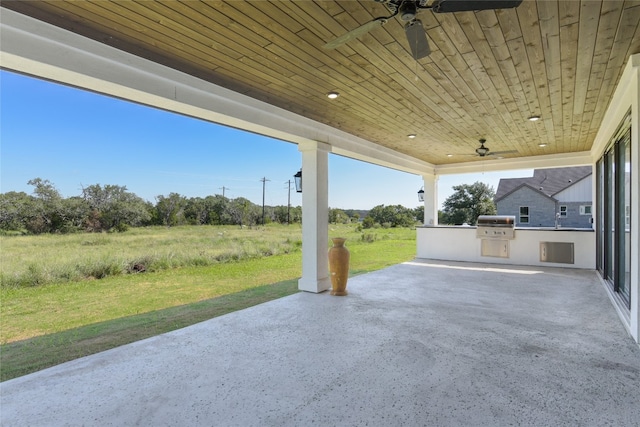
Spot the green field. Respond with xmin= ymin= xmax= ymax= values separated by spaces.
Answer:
xmin=0 ymin=224 xmax=416 ymax=380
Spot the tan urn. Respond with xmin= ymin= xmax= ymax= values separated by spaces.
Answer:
xmin=328 ymin=237 xmax=350 ymax=296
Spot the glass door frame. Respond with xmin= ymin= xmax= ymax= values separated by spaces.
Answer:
xmin=597 ymin=114 xmax=631 ymax=309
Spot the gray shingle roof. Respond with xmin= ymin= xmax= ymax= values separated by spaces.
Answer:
xmin=495 ymin=166 xmax=592 ymax=201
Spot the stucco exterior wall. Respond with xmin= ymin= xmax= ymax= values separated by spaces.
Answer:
xmin=417 ymin=226 xmax=595 ymax=269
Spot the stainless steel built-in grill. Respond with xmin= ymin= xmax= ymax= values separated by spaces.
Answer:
xmin=476 ymin=215 xmax=516 ymax=240
xmin=476 ymin=215 xmax=515 ymax=258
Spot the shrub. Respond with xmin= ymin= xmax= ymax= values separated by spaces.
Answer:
xmin=361 ymin=233 xmax=377 ymax=243
xmin=362 ymin=217 xmax=375 ymax=229
xmin=80 ymin=260 xmax=123 ymax=280
xmin=1 ymin=264 xmax=48 ymax=288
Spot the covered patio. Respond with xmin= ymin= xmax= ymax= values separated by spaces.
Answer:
xmin=1 ymin=3 xmax=639 ymax=423
xmin=2 ymin=260 xmax=639 ymax=426
xmin=1 ymin=5 xmax=638 ymax=340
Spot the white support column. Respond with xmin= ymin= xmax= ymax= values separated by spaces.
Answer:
xmin=298 ymin=141 xmax=331 ymax=293
xmin=422 ymin=174 xmax=438 ymax=225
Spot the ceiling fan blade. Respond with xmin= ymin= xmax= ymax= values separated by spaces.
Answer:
xmin=324 ymin=17 xmax=388 ymax=50
xmin=433 ymin=0 xmax=523 ymax=13
xmin=405 ymin=20 xmax=431 ymax=60
xmin=488 ymin=150 xmax=518 ymax=156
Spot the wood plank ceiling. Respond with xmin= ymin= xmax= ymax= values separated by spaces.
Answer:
xmin=3 ymin=0 xmax=640 ymax=165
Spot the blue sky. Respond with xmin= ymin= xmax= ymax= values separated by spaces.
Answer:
xmin=1 ymin=70 xmax=531 ymax=210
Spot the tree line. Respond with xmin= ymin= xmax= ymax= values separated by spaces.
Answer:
xmin=0 ymin=178 xmax=428 ymax=234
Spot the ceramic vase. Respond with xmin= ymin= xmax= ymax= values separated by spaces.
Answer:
xmin=328 ymin=237 xmax=350 ymax=296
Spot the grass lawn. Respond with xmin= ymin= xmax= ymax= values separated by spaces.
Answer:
xmin=1 ymin=224 xmax=416 ymax=381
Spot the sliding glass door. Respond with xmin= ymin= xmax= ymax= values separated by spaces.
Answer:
xmin=597 ymin=116 xmax=631 ymax=309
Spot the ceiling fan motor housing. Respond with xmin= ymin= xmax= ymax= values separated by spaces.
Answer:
xmin=399 ymin=2 xmax=418 ymax=21
xmin=476 ymin=139 xmax=489 ymax=156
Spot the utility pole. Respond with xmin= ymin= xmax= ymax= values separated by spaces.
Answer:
xmin=260 ymin=177 xmax=270 ymax=225
xmin=285 ymin=180 xmax=292 ymax=225
xmin=219 ymin=186 xmax=229 ymax=198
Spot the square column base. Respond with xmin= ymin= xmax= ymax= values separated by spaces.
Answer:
xmin=298 ymin=277 xmax=331 ymax=293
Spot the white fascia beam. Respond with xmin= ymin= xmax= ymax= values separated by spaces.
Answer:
xmin=435 ymin=151 xmax=594 ymax=175
xmin=0 ymin=8 xmax=432 ymax=177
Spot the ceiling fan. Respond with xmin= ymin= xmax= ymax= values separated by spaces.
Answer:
xmin=474 ymin=138 xmax=517 ymax=157
xmin=324 ymin=0 xmax=523 ymax=60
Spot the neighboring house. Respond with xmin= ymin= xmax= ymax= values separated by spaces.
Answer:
xmin=495 ymin=167 xmax=593 ymax=228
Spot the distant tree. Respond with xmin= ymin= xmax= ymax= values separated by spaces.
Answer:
xmin=0 ymin=191 xmax=35 ymax=231
xmin=367 ymin=204 xmax=416 ymax=227
xmin=329 ymin=208 xmax=350 ymax=224
xmin=28 ymin=178 xmax=61 ymax=202
xmin=344 ymin=209 xmax=369 ymax=221
xmin=263 ymin=206 xmax=276 ymax=225
xmin=413 ymin=205 xmax=424 ymax=223
xmin=207 ymin=195 xmax=231 ymax=225
xmin=59 ymin=196 xmax=91 ymax=233
xmin=184 ymin=197 xmax=208 ymax=225
xmin=362 ymin=216 xmax=375 ymax=229
xmin=155 ymin=193 xmax=186 ymax=227
xmin=273 ymin=205 xmax=286 ymax=224
xmin=26 ymin=178 xmax=64 ymax=233
xmin=225 ymin=197 xmax=260 ymax=227
xmin=288 ymin=206 xmax=302 ymax=224
xmin=440 ymin=182 xmax=496 ymax=225
xmin=273 ymin=205 xmax=302 ymax=224
xmin=83 ymin=184 xmax=150 ymax=231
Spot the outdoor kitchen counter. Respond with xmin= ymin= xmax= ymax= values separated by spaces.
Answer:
xmin=416 ymin=225 xmax=595 ymax=269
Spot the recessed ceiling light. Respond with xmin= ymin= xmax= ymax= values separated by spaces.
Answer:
xmin=447 ymin=154 xmax=453 ymax=157
xmin=528 ymin=115 xmax=541 ymax=121
xmin=407 ymin=134 xmax=417 ymax=139
xmin=327 ymin=91 xmax=340 ymax=99
xmin=538 ymin=143 xmax=548 ymax=147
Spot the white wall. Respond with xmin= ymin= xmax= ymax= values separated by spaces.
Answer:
xmin=417 ymin=227 xmax=595 ymax=269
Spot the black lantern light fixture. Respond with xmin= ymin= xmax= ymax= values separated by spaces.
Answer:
xmin=417 ymin=187 xmax=425 ymax=202
xmin=294 ymin=170 xmax=302 ymax=193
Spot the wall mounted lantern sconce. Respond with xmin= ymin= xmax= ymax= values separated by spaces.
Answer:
xmin=294 ymin=170 xmax=302 ymax=193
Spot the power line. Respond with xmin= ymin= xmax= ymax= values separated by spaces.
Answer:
xmin=219 ymin=186 xmax=229 ymax=198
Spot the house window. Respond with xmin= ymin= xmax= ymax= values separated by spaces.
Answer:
xmin=559 ymin=205 xmax=568 ymax=217
xmin=519 ymin=206 xmax=529 ymax=223
xmin=580 ymin=205 xmax=592 ymax=215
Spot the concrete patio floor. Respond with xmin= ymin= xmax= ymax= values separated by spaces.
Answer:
xmin=1 ymin=259 xmax=639 ymax=426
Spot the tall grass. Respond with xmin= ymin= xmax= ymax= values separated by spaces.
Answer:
xmin=0 ymin=225 xmax=304 ymax=288
xmin=1 ymin=223 xmax=416 ymax=342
